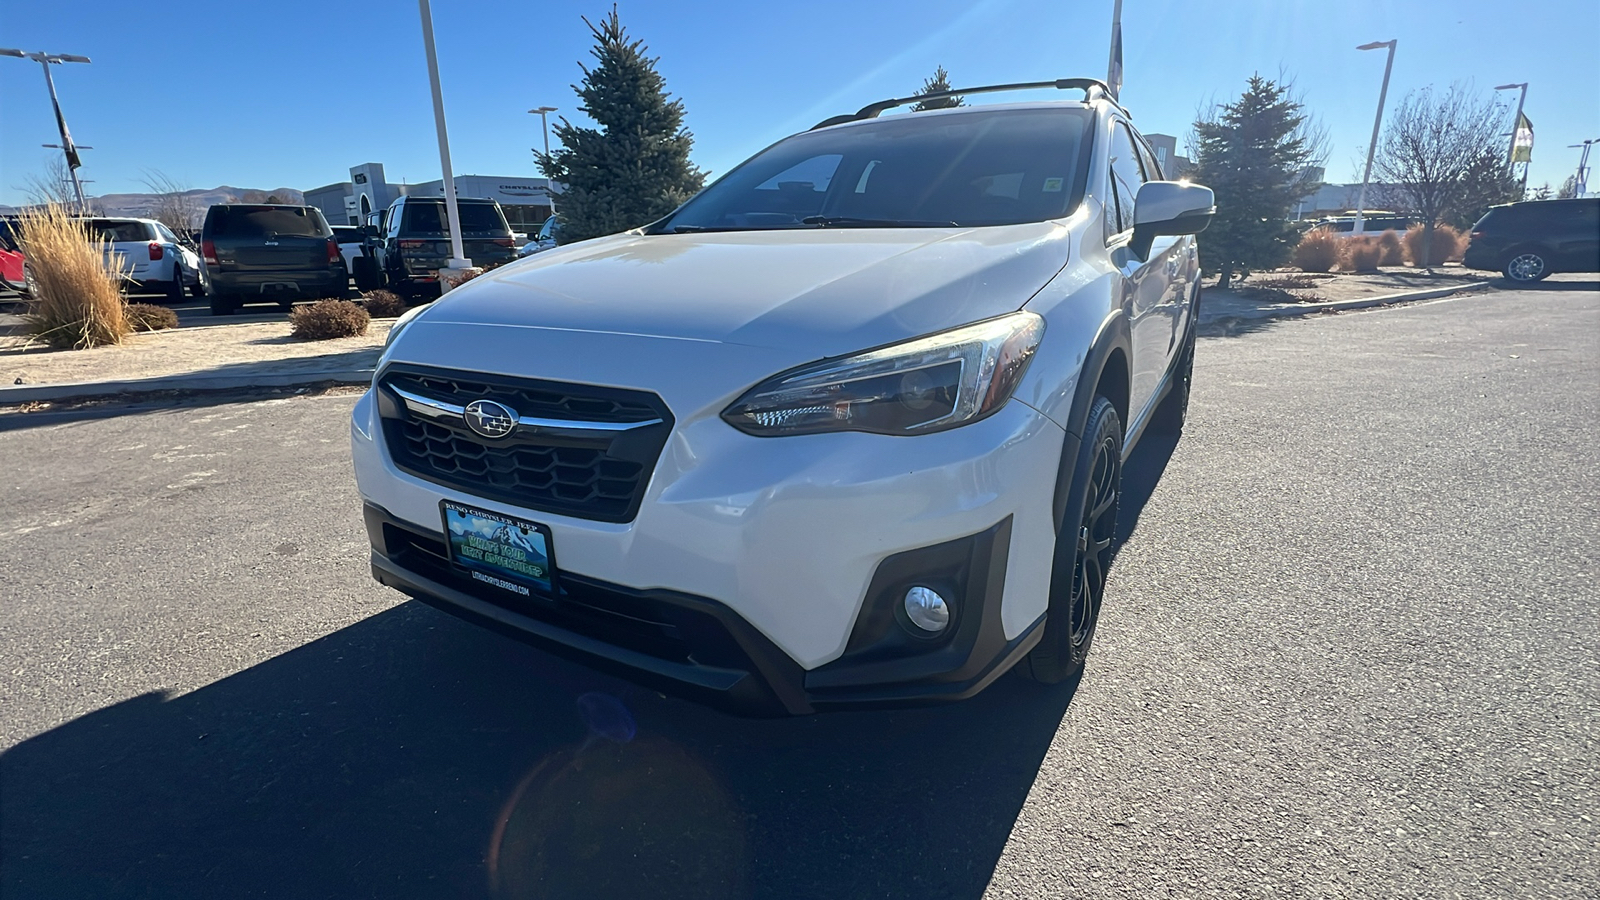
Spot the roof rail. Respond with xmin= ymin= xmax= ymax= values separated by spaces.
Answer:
xmin=812 ymin=78 xmax=1125 ymax=130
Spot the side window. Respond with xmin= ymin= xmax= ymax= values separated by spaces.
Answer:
xmin=1107 ymin=122 xmax=1146 ymax=235
xmin=1132 ymin=131 xmax=1164 ymax=181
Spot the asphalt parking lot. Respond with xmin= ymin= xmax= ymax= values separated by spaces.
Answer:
xmin=1 ymin=284 xmax=1595 ymax=898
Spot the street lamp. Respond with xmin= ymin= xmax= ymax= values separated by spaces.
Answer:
xmin=1495 ymin=83 xmax=1529 ymax=179
xmin=1570 ymin=138 xmax=1599 ymax=198
xmin=415 ymin=0 xmax=470 ymax=284
xmin=1352 ymin=39 xmax=1397 ymax=236
xmin=0 ymin=47 xmax=93 ymax=213
xmin=528 ymin=106 xmax=557 ymax=215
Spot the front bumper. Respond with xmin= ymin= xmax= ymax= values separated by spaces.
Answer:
xmin=350 ymin=331 xmax=1068 ymax=713
xmin=364 ymin=503 xmax=1043 ymax=715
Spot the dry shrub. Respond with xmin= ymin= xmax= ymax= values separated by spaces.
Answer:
xmin=1250 ymin=274 xmax=1320 ymax=290
xmin=15 ymin=204 xmax=129 ymax=348
xmin=1339 ymin=235 xmax=1384 ymax=272
xmin=1402 ymin=224 xmax=1466 ymax=267
xmin=1291 ymin=227 xmax=1341 ymax=273
xmin=289 ymin=299 xmax=370 ymax=340
xmin=125 ymin=303 xmax=179 ymax=331
xmin=362 ymin=289 xmax=406 ymax=318
xmin=1377 ymin=230 xmax=1405 ymax=267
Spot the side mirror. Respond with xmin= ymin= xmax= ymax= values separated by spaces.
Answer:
xmin=1130 ymin=181 xmax=1216 ymax=260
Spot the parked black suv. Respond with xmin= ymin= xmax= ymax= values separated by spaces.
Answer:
xmin=200 ymin=204 xmax=347 ymax=315
xmin=377 ymin=197 xmax=518 ymax=301
xmin=1463 ymin=198 xmax=1600 ymax=283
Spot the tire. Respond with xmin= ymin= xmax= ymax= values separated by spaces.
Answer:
xmin=352 ymin=255 xmax=382 ymax=292
xmin=1503 ymin=249 xmax=1552 ymax=283
xmin=166 ymin=270 xmax=185 ymax=303
xmin=188 ymin=271 xmax=207 ymax=298
xmin=1149 ymin=317 xmax=1196 ymax=436
xmin=278 ymin=299 xmax=296 ymax=312
xmin=209 ymin=294 xmax=237 ymax=316
xmin=1023 ymin=395 xmax=1123 ymax=684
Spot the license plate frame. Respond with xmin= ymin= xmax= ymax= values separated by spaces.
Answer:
xmin=440 ymin=500 xmax=557 ymax=599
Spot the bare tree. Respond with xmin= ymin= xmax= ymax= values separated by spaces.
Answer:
xmin=1557 ymin=175 xmax=1579 ymax=200
xmin=20 ymin=156 xmax=85 ymax=210
xmin=1373 ymin=84 xmax=1505 ymax=267
xmin=141 ymin=170 xmax=201 ymax=237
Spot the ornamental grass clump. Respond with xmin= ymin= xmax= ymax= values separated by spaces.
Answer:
xmin=289 ymin=299 xmax=370 ymax=340
xmin=124 ymin=303 xmax=179 ymax=332
xmin=1377 ymin=229 xmax=1405 ymax=267
xmin=1339 ymin=235 xmax=1384 ymax=272
xmin=1403 ymin=224 xmax=1466 ymax=267
xmin=362 ymin=289 xmax=406 ymax=318
xmin=1291 ymin=227 xmax=1341 ymax=273
xmin=16 ymin=204 xmax=129 ymax=349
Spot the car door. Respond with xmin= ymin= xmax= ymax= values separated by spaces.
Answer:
xmin=1133 ymin=129 xmax=1193 ymax=360
xmin=1104 ymin=120 xmax=1176 ymax=427
xmin=1555 ymin=200 xmax=1600 ymax=272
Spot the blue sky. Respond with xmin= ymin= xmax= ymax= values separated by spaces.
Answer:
xmin=3 ymin=0 xmax=1597 ymax=207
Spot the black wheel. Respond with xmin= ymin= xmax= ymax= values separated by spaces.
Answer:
xmin=1024 ymin=395 xmax=1123 ymax=683
xmin=209 ymin=294 xmax=237 ymax=316
xmin=1149 ymin=317 xmax=1196 ymax=436
xmin=1503 ymin=249 xmax=1551 ymax=283
xmin=165 ymin=270 xmax=185 ymax=303
xmin=188 ymin=270 xmax=206 ymax=298
xmin=352 ymin=255 xmax=383 ymax=292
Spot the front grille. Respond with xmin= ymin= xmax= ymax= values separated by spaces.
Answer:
xmin=378 ymin=365 xmax=673 ymax=523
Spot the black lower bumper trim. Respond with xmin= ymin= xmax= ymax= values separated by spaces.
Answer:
xmin=364 ymin=504 xmax=1042 ymax=716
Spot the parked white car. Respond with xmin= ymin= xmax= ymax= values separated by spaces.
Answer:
xmin=517 ymin=215 xmax=560 ymax=257
xmin=351 ymin=78 xmax=1214 ymax=715
xmin=78 ymin=217 xmax=205 ymax=300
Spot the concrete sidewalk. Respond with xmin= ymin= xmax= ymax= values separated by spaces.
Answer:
xmin=0 ymin=275 xmax=1504 ymax=406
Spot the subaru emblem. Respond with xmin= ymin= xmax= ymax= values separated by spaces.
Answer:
xmin=463 ymin=399 xmax=517 ymax=439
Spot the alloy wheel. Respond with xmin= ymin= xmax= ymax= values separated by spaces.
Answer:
xmin=1070 ymin=432 xmax=1120 ymax=647
xmin=1507 ymin=253 xmax=1546 ymax=282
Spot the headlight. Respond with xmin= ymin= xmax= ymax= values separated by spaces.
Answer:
xmin=722 ymin=311 xmax=1044 ymax=437
xmin=383 ymin=304 xmax=426 ymax=351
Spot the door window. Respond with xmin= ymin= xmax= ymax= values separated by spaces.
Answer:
xmin=1107 ymin=122 xmax=1147 ymax=235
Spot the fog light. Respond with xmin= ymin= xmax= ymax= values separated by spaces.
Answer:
xmin=903 ymin=586 xmax=950 ymax=634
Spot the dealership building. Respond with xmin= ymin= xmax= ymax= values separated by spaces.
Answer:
xmin=304 ymin=163 xmax=560 ymax=235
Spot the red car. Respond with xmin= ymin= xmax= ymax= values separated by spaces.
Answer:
xmin=0 ymin=217 xmax=26 ymax=293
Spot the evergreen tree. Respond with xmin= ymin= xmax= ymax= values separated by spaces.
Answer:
xmin=1556 ymin=175 xmax=1579 ymax=200
xmin=538 ymin=6 xmax=704 ymax=244
xmin=910 ymin=66 xmax=964 ymax=111
xmin=1445 ymin=149 xmax=1521 ymax=229
xmin=1190 ymin=76 xmax=1323 ymax=288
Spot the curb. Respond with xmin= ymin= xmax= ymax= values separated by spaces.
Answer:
xmin=1203 ymin=281 xmax=1495 ymax=325
xmin=1 ymin=367 xmax=374 ymax=405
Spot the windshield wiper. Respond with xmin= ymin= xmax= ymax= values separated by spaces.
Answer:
xmin=800 ymin=216 xmax=962 ymax=228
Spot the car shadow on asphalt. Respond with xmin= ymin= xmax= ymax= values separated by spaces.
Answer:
xmin=1514 ymin=278 xmax=1600 ymax=292
xmin=1 ymin=599 xmax=1082 ymax=899
xmin=1119 ymin=427 xmax=1180 ymax=544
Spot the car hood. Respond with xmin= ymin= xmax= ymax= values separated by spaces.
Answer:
xmin=421 ymin=223 xmax=1073 ymax=356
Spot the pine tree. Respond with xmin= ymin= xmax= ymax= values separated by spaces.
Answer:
xmin=1190 ymin=76 xmax=1322 ymax=288
xmin=538 ymin=6 xmax=705 ymax=244
xmin=1446 ymin=150 xmax=1521 ymax=229
xmin=910 ymin=66 xmax=964 ymax=112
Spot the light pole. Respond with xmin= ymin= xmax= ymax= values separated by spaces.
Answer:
xmin=1495 ymin=83 xmax=1529 ymax=179
xmin=528 ymin=106 xmax=557 ymax=216
xmin=416 ymin=0 xmax=469 ymax=280
xmin=1106 ymin=0 xmax=1123 ymax=101
xmin=0 ymin=47 xmax=93 ymax=213
xmin=1571 ymin=139 xmax=1599 ymax=198
xmin=1352 ymin=39 xmax=1397 ymax=236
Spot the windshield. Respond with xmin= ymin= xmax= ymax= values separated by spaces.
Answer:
xmin=660 ymin=107 xmax=1094 ymax=232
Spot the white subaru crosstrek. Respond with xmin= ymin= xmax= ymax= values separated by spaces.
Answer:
xmin=351 ymin=78 xmax=1213 ymax=715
